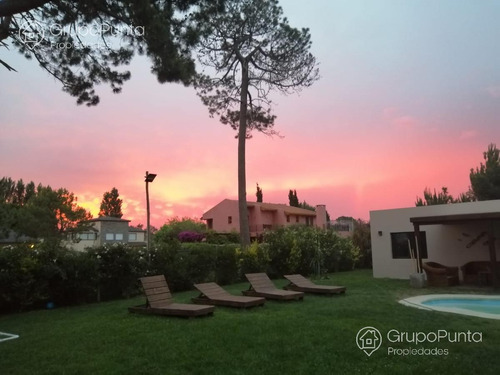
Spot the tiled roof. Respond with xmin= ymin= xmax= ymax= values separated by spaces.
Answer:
xmin=247 ymin=201 xmax=317 ymax=216
xmin=202 ymin=199 xmax=319 ymax=218
xmin=129 ymin=226 xmax=146 ymax=232
xmin=88 ymin=216 xmax=131 ymax=223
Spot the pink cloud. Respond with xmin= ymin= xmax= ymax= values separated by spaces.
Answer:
xmin=382 ymin=107 xmax=418 ymax=130
xmin=486 ymin=86 xmax=500 ymax=98
xmin=459 ymin=130 xmax=478 ymax=140
xmin=393 ymin=115 xmax=418 ymax=130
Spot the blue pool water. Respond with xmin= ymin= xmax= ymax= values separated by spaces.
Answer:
xmin=422 ymin=298 xmax=500 ymax=314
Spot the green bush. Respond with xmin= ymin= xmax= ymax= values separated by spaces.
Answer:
xmin=154 ymin=217 xmax=206 ymax=244
xmin=214 ymin=245 xmax=239 ymax=285
xmin=0 ymin=244 xmax=44 ymax=312
xmin=237 ymin=241 xmax=270 ymax=277
xmin=0 ymin=225 xmax=360 ymax=313
xmin=352 ymin=219 xmax=372 ymax=268
xmin=87 ymin=244 xmax=148 ymax=301
xmin=0 ymin=243 xmax=99 ymax=312
xmin=34 ymin=241 xmax=99 ymax=306
xmin=263 ymin=226 xmax=360 ymax=277
xmin=146 ymin=243 xmax=190 ymax=291
xmin=264 ymin=226 xmax=321 ymax=277
xmin=263 ymin=227 xmax=295 ymax=277
xmin=205 ymin=230 xmax=240 ymax=244
xmin=144 ymin=243 xmax=239 ymax=291
xmin=182 ymin=244 xmax=217 ymax=285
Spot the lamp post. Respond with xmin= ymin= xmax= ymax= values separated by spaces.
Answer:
xmin=145 ymin=171 xmax=157 ymax=253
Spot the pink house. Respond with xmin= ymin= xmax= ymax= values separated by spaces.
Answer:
xmin=201 ymin=199 xmax=328 ymax=237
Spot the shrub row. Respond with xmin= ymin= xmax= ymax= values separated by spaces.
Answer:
xmin=263 ymin=226 xmax=360 ymax=278
xmin=0 ymin=227 xmax=359 ymax=313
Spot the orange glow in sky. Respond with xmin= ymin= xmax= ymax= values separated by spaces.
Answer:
xmin=1 ymin=1 xmax=499 ymax=228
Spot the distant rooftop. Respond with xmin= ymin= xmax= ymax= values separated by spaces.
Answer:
xmin=88 ymin=216 xmax=131 ymax=223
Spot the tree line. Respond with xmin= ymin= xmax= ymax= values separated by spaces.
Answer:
xmin=0 ymin=177 xmax=125 ymax=241
xmin=0 ymin=177 xmax=91 ymax=241
xmin=2 ymin=1 xmax=320 ymax=249
xmin=416 ymin=143 xmax=500 ymax=206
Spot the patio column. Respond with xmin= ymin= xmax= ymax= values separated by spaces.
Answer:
xmin=413 ymin=223 xmax=423 ymax=273
xmin=487 ymin=220 xmax=499 ymax=289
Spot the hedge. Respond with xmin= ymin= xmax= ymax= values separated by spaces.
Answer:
xmin=0 ymin=228 xmax=359 ymax=313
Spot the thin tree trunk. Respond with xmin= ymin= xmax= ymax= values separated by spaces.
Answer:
xmin=238 ymin=61 xmax=250 ymax=248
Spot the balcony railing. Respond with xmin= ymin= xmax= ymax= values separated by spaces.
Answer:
xmin=249 ymin=224 xmax=277 ymax=234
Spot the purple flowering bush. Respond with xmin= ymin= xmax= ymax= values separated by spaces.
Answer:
xmin=177 ymin=231 xmax=205 ymax=242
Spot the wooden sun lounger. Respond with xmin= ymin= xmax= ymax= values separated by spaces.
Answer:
xmin=192 ymin=282 xmax=265 ymax=308
xmin=283 ymin=274 xmax=346 ymax=295
xmin=128 ymin=275 xmax=214 ymax=318
xmin=242 ymin=273 xmax=304 ymax=301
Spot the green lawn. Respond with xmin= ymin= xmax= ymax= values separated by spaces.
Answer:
xmin=1 ymin=269 xmax=499 ymax=375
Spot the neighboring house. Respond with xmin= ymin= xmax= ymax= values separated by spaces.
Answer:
xmin=329 ymin=218 xmax=354 ymax=237
xmin=65 ymin=216 xmax=147 ymax=251
xmin=370 ymin=200 xmax=500 ymax=281
xmin=201 ymin=199 xmax=327 ymax=237
xmin=128 ymin=225 xmax=147 ymax=246
xmin=0 ymin=230 xmax=35 ymax=247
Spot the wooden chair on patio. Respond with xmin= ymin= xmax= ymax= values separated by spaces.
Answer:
xmin=128 ymin=275 xmax=214 ymax=318
xmin=422 ymin=262 xmax=459 ymax=287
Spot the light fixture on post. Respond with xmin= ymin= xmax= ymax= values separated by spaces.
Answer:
xmin=145 ymin=171 xmax=157 ymax=253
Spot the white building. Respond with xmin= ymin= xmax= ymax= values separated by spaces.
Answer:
xmin=370 ymin=200 xmax=500 ymax=283
xmin=65 ymin=216 xmax=147 ymax=251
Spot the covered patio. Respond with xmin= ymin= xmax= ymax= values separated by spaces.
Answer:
xmin=410 ymin=212 xmax=500 ymax=289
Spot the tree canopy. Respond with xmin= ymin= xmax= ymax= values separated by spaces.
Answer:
xmin=194 ymin=0 xmax=319 ymax=247
xmin=415 ymin=143 xmax=500 ymax=206
xmin=153 ymin=217 xmax=206 ymax=244
xmin=470 ymin=143 xmax=500 ymax=200
xmin=0 ymin=0 xmax=224 ymax=105
xmin=288 ymin=189 xmax=315 ymax=211
xmin=99 ymin=187 xmax=123 ymax=218
xmin=415 ymin=187 xmax=459 ymax=206
xmin=256 ymin=183 xmax=263 ymax=202
xmin=0 ymin=177 xmax=92 ymax=240
xmin=288 ymin=189 xmax=299 ymax=207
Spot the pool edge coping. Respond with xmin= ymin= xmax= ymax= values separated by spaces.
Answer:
xmin=399 ymin=294 xmax=500 ymax=320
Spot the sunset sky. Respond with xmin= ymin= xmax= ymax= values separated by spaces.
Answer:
xmin=1 ymin=0 xmax=499 ymax=228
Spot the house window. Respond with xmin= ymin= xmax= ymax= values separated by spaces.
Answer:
xmin=228 ymin=216 xmax=232 ymax=224
xmin=77 ymin=233 xmax=96 ymax=240
xmin=207 ymin=219 xmax=213 ymax=230
xmin=390 ymin=232 xmax=428 ymax=259
xmin=129 ymin=233 xmax=137 ymax=241
xmin=105 ymin=233 xmax=125 ymax=241
xmin=296 ymin=216 xmax=299 ymax=223
xmin=286 ymin=215 xmax=290 ymax=223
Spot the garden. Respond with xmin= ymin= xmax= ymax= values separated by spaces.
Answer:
xmin=1 ymin=225 xmax=498 ymax=374
xmin=1 ymin=270 xmax=500 ymax=374
xmin=0 ymin=225 xmax=361 ymax=313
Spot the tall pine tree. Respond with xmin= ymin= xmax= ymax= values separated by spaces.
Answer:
xmin=195 ymin=0 xmax=319 ymax=247
xmin=256 ymin=183 xmax=263 ymax=202
xmin=99 ymin=187 xmax=123 ymax=218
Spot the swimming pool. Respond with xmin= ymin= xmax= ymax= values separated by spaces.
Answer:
xmin=399 ymin=294 xmax=500 ymax=320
